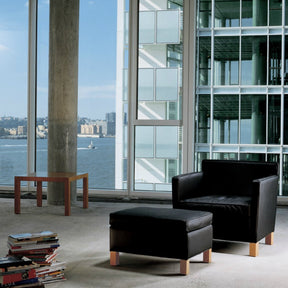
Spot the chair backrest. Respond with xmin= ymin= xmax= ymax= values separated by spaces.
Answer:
xmin=201 ymin=160 xmax=278 ymax=196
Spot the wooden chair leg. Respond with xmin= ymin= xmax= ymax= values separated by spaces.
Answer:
xmin=180 ymin=259 xmax=189 ymax=275
xmin=249 ymin=242 xmax=259 ymax=257
xmin=203 ymin=248 xmax=212 ymax=263
xmin=110 ymin=251 xmax=119 ymax=266
xmin=265 ymin=232 xmax=274 ymax=245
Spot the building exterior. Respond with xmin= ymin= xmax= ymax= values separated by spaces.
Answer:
xmin=116 ymin=0 xmax=183 ymax=192
xmin=80 ymin=124 xmax=102 ymax=136
xmin=106 ymin=112 xmax=116 ymax=136
xmin=17 ymin=126 xmax=27 ymax=135
xmin=195 ymin=0 xmax=288 ymax=196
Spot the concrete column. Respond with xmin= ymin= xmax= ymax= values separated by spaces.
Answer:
xmin=199 ymin=1 xmax=209 ymax=28
xmin=253 ymin=0 xmax=267 ymax=26
xmin=48 ymin=0 xmax=79 ymax=205
xmin=198 ymin=109 xmax=208 ymax=143
xmin=251 ymin=96 xmax=265 ymax=144
xmin=252 ymin=38 xmax=266 ymax=85
xmin=220 ymin=61 xmax=226 ymax=85
xmin=219 ymin=119 xmax=225 ymax=144
xmin=199 ymin=50 xmax=209 ymax=85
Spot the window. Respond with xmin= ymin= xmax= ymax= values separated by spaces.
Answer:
xmin=134 ymin=0 xmax=183 ymax=192
xmin=0 ymin=1 xmax=28 ymax=185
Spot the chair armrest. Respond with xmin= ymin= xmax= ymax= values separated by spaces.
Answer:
xmin=251 ymin=175 xmax=279 ymax=241
xmin=172 ymin=172 xmax=204 ymax=208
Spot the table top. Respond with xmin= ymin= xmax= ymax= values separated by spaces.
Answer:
xmin=15 ymin=172 xmax=88 ymax=181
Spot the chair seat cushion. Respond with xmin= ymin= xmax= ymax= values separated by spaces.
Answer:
xmin=181 ymin=195 xmax=251 ymax=216
xmin=110 ymin=207 xmax=212 ymax=233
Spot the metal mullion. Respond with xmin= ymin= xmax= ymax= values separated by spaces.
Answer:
xmin=185 ymin=0 xmax=196 ymax=172
xmin=210 ymin=0 xmax=215 ymax=158
xmin=127 ymin=0 xmax=139 ymax=196
xmin=27 ymin=0 xmax=38 ymax=187
xmin=133 ymin=119 xmax=181 ymax=126
xmin=279 ymin=6 xmax=285 ymax=196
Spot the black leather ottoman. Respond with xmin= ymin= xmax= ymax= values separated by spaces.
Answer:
xmin=109 ymin=207 xmax=213 ymax=275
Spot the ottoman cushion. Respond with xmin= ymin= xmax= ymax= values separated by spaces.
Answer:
xmin=110 ymin=207 xmax=212 ymax=233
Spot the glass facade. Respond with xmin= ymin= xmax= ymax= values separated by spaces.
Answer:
xmin=0 ymin=1 xmax=28 ymax=185
xmin=1 ymin=0 xmax=288 ymax=200
xmin=195 ymin=0 xmax=288 ymax=196
xmin=132 ymin=0 xmax=183 ymax=191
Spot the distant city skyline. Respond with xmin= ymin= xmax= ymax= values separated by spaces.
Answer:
xmin=0 ymin=0 xmax=118 ymax=119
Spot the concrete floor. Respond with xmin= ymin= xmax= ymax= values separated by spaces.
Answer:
xmin=0 ymin=198 xmax=287 ymax=288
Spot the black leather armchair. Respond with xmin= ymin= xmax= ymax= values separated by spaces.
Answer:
xmin=172 ymin=160 xmax=279 ymax=256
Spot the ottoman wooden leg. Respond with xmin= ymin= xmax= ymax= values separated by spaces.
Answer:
xmin=110 ymin=251 xmax=119 ymax=266
xmin=180 ymin=259 xmax=189 ymax=275
xmin=249 ymin=242 xmax=259 ymax=257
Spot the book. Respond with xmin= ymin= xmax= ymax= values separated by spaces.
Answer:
xmin=8 ymin=232 xmax=57 ymax=243
xmin=0 ymin=269 xmax=36 ymax=285
xmin=0 ymin=257 xmax=32 ymax=270
xmin=5 ymin=283 xmax=45 ymax=288
xmin=36 ymin=261 xmax=66 ymax=284
xmin=8 ymin=249 xmax=55 ymax=256
xmin=6 ymin=231 xmax=65 ymax=285
xmin=36 ymin=261 xmax=66 ymax=275
xmin=8 ymin=243 xmax=59 ymax=253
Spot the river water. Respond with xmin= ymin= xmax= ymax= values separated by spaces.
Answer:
xmin=0 ymin=137 xmax=116 ymax=189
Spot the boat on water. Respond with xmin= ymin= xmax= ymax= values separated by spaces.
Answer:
xmin=88 ymin=140 xmax=95 ymax=149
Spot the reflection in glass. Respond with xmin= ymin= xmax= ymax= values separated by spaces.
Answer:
xmin=138 ymin=69 xmax=154 ymax=101
xmin=155 ymin=126 xmax=178 ymax=158
xmin=241 ymin=95 xmax=266 ymax=144
xmin=135 ymin=126 xmax=154 ymax=158
xmin=242 ymin=0 xmax=267 ymax=27
xmin=241 ymin=36 xmax=267 ymax=85
xmin=156 ymin=69 xmax=178 ymax=101
xmin=196 ymin=94 xmax=210 ymax=144
xmin=268 ymin=95 xmax=281 ymax=144
xmin=242 ymin=0 xmax=253 ymax=26
xmin=198 ymin=37 xmax=211 ymax=86
xmin=213 ymin=153 xmax=238 ymax=160
xmin=198 ymin=0 xmax=211 ymax=28
xmin=283 ymin=155 xmax=288 ymax=196
xmin=157 ymin=10 xmax=180 ymax=43
xmin=285 ymin=36 xmax=288 ymax=85
xmin=134 ymin=125 xmax=181 ymax=191
xmin=269 ymin=0 xmax=282 ymax=26
xmin=213 ymin=95 xmax=239 ymax=144
xmin=284 ymin=95 xmax=288 ymax=144
xmin=137 ymin=1 xmax=183 ymax=121
xmin=214 ymin=37 xmax=239 ymax=85
xmin=240 ymin=153 xmax=265 ymax=162
xmin=215 ymin=0 xmax=240 ymax=28
xmin=286 ymin=0 xmax=288 ymax=25
xmin=269 ymin=36 xmax=281 ymax=85
xmin=195 ymin=152 xmax=210 ymax=172
xmin=139 ymin=11 xmax=155 ymax=44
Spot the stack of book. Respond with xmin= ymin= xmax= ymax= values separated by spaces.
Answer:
xmin=0 ymin=255 xmax=44 ymax=287
xmin=7 ymin=232 xmax=66 ymax=284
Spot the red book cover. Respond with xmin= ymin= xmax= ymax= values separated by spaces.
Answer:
xmin=0 ymin=268 xmax=36 ymax=285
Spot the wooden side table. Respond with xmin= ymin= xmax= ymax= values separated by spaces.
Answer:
xmin=14 ymin=172 xmax=88 ymax=216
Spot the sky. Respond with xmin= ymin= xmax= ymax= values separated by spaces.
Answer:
xmin=0 ymin=0 xmax=118 ymax=120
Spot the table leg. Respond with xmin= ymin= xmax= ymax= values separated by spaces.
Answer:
xmin=37 ymin=181 xmax=42 ymax=207
xmin=64 ymin=179 xmax=71 ymax=216
xmin=83 ymin=176 xmax=88 ymax=209
xmin=14 ymin=177 xmax=21 ymax=214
